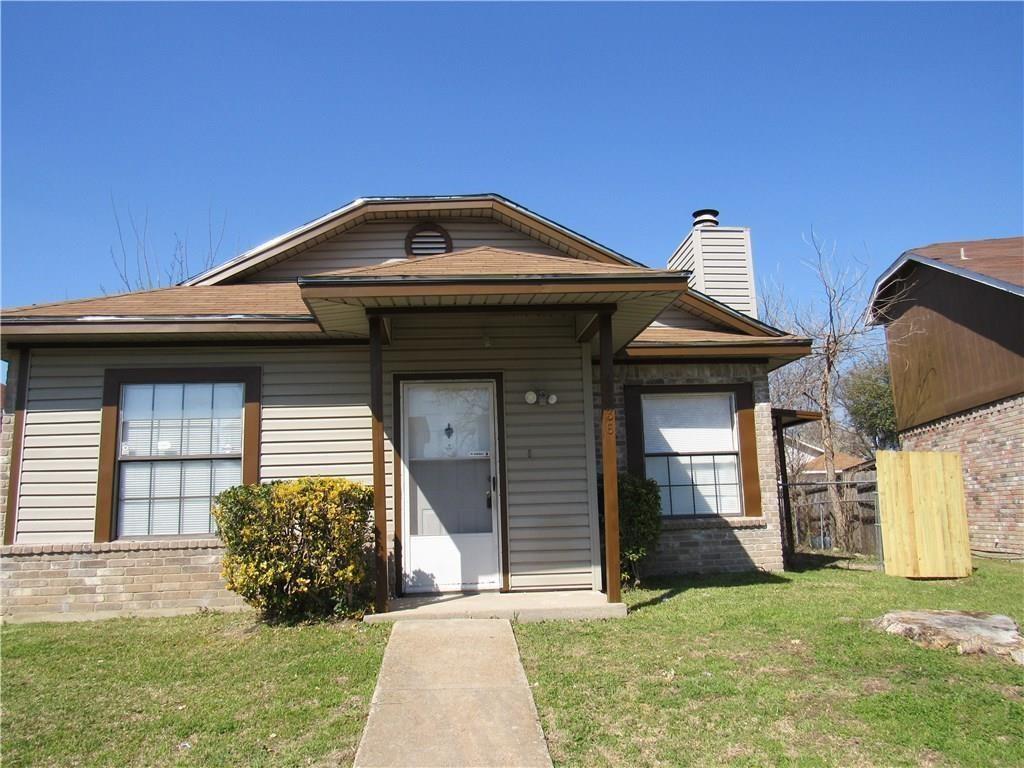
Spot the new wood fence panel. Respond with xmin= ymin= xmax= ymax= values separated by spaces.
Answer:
xmin=877 ymin=451 xmax=971 ymax=578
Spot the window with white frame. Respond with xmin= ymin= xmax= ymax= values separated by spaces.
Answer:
xmin=641 ymin=392 xmax=742 ymax=516
xmin=116 ymin=382 xmax=244 ymax=536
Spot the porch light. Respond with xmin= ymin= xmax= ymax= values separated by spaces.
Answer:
xmin=524 ymin=390 xmax=558 ymax=406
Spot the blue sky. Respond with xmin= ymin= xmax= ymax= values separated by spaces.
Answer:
xmin=3 ymin=2 xmax=1022 ymax=313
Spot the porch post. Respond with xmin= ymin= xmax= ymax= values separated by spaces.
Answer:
xmin=599 ymin=311 xmax=621 ymax=603
xmin=773 ymin=413 xmax=796 ymax=567
xmin=369 ymin=316 xmax=388 ymax=613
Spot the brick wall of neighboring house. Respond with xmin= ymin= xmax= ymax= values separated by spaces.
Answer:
xmin=595 ymin=362 xmax=785 ymax=574
xmin=900 ymin=394 xmax=1024 ymax=556
xmin=1 ymin=539 xmax=245 ymax=623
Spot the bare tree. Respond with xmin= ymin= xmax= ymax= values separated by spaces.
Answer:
xmin=104 ymin=198 xmax=227 ymax=293
xmin=761 ymin=231 xmax=884 ymax=551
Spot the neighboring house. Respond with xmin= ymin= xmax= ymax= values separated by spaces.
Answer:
xmin=869 ymin=236 xmax=1024 ymax=556
xmin=0 ymin=195 xmax=811 ymax=620
xmin=783 ymin=434 xmax=864 ymax=480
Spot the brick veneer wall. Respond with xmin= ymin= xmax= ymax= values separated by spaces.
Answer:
xmin=900 ymin=394 xmax=1023 ymax=556
xmin=1 ymin=539 xmax=245 ymax=623
xmin=594 ymin=362 xmax=785 ymax=574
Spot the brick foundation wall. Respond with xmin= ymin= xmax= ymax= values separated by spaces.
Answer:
xmin=900 ymin=394 xmax=1023 ymax=556
xmin=1 ymin=539 xmax=245 ymax=623
xmin=595 ymin=362 xmax=785 ymax=574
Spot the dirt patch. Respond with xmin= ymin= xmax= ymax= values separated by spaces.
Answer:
xmin=861 ymin=677 xmax=892 ymax=695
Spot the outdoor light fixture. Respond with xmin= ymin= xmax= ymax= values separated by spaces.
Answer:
xmin=524 ymin=390 xmax=558 ymax=406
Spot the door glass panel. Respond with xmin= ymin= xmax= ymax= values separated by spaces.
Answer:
xmin=406 ymin=383 xmax=494 ymax=536
xmin=406 ymin=384 xmax=492 ymax=460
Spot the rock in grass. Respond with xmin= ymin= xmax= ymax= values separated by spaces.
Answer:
xmin=873 ymin=610 xmax=1024 ymax=665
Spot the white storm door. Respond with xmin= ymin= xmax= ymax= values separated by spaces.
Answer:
xmin=401 ymin=380 xmax=501 ymax=593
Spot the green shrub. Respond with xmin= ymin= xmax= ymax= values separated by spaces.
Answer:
xmin=618 ymin=472 xmax=663 ymax=587
xmin=213 ymin=477 xmax=375 ymax=620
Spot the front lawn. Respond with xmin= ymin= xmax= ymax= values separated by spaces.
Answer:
xmin=516 ymin=558 xmax=1024 ymax=768
xmin=1 ymin=612 xmax=389 ymax=767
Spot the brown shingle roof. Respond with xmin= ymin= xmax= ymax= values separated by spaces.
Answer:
xmin=306 ymin=247 xmax=663 ymax=279
xmin=803 ymin=451 xmax=865 ymax=473
xmin=909 ymin=237 xmax=1023 ymax=287
xmin=2 ymin=283 xmax=310 ymax=319
xmin=631 ymin=326 xmax=808 ymax=345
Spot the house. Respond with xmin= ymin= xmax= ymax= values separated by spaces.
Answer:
xmin=869 ymin=236 xmax=1024 ymax=556
xmin=783 ymin=434 xmax=865 ymax=480
xmin=0 ymin=195 xmax=811 ymax=620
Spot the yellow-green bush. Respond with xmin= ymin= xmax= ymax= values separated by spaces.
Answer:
xmin=213 ymin=477 xmax=375 ymax=620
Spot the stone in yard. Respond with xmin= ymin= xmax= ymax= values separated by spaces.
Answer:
xmin=873 ymin=610 xmax=1024 ymax=665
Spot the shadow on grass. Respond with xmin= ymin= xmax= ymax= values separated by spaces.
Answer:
xmin=628 ymin=570 xmax=791 ymax=613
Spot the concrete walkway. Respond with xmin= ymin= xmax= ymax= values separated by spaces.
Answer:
xmin=363 ymin=589 xmax=626 ymax=623
xmin=354 ymin=619 xmax=553 ymax=768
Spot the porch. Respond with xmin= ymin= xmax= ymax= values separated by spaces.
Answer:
xmin=363 ymin=589 xmax=627 ymax=623
xmin=298 ymin=248 xmax=690 ymax=612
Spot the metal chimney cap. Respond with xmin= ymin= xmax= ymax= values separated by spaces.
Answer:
xmin=692 ymin=209 xmax=720 ymax=228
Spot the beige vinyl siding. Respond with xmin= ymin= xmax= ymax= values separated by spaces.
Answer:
xmin=14 ymin=346 xmax=371 ymax=544
xmin=668 ymin=226 xmax=757 ymax=318
xmin=647 ymin=305 xmax=722 ymax=331
xmin=13 ymin=335 xmax=599 ymax=592
xmin=383 ymin=313 xmax=597 ymax=590
xmin=252 ymin=218 xmax=563 ymax=281
xmin=697 ymin=227 xmax=757 ymax=317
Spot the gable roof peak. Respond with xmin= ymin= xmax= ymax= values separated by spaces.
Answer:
xmin=183 ymin=193 xmax=645 ymax=285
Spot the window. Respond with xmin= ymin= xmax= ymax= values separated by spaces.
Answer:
xmin=641 ymin=392 xmax=742 ymax=517
xmin=95 ymin=367 xmax=260 ymax=542
xmin=405 ymin=222 xmax=452 ymax=257
xmin=117 ymin=383 xmax=243 ymax=536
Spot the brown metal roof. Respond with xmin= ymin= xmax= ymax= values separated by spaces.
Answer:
xmin=1 ymin=283 xmax=310 ymax=319
xmin=306 ymin=247 xmax=663 ymax=279
xmin=908 ymin=237 xmax=1023 ymax=287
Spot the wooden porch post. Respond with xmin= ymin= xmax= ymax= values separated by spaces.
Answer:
xmin=599 ymin=311 xmax=621 ymax=603
xmin=773 ymin=412 xmax=796 ymax=567
xmin=369 ymin=316 xmax=388 ymax=613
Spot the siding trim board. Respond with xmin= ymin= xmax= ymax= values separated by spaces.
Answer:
xmin=3 ymin=349 xmax=31 ymax=545
xmin=93 ymin=367 xmax=262 ymax=543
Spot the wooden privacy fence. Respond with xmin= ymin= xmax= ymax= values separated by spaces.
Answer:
xmin=877 ymin=451 xmax=971 ymax=578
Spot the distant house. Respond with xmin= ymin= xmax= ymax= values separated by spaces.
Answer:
xmin=869 ymin=236 xmax=1024 ymax=556
xmin=784 ymin=434 xmax=864 ymax=480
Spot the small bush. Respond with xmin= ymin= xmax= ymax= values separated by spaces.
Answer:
xmin=618 ymin=472 xmax=663 ymax=587
xmin=213 ymin=477 xmax=375 ymax=620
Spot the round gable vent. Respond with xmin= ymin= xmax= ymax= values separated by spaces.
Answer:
xmin=405 ymin=222 xmax=452 ymax=257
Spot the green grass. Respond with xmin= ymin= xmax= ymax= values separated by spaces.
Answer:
xmin=515 ymin=559 xmax=1024 ymax=768
xmin=1 ymin=612 xmax=390 ymax=767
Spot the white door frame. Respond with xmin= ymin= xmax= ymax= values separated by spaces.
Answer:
xmin=399 ymin=376 xmax=504 ymax=593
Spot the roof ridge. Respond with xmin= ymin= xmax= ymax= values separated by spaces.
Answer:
xmin=308 ymin=247 xmax=653 ymax=279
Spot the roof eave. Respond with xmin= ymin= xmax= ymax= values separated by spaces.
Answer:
xmin=868 ymin=251 xmax=1024 ymax=324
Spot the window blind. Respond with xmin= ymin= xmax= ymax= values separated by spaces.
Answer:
xmin=641 ymin=393 xmax=736 ymax=454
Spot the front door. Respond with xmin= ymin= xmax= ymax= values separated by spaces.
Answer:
xmin=401 ymin=379 xmax=501 ymax=593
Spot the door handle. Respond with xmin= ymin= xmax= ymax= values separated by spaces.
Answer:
xmin=486 ymin=490 xmax=492 ymax=509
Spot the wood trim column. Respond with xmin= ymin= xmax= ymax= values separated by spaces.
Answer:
xmin=369 ymin=316 xmax=388 ymax=613
xmin=3 ymin=349 xmax=30 ymax=545
xmin=773 ymin=412 xmax=795 ymax=566
xmin=599 ymin=312 xmax=621 ymax=603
